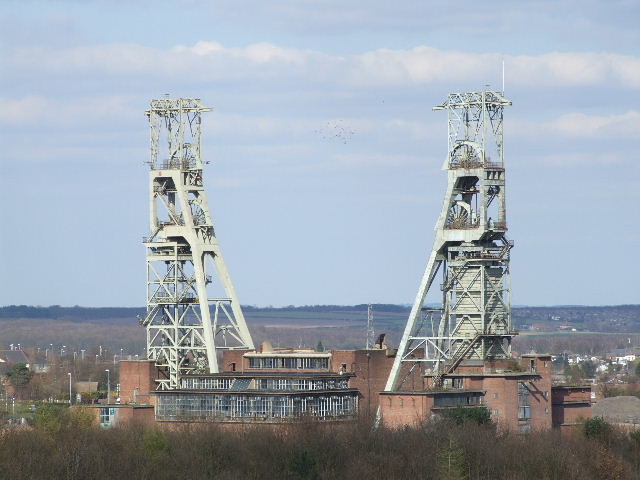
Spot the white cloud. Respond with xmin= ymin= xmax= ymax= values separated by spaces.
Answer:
xmin=3 ymin=41 xmax=640 ymax=89
xmin=329 ymin=153 xmax=427 ymax=168
xmin=511 ymin=111 xmax=640 ymax=141
xmin=0 ymin=95 xmax=137 ymax=126
xmin=551 ymin=111 xmax=640 ymax=139
xmin=529 ymin=152 xmax=625 ymax=166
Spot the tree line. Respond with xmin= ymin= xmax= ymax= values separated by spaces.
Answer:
xmin=1 ymin=407 xmax=639 ymax=479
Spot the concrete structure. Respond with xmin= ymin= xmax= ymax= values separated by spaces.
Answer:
xmin=141 ymin=98 xmax=254 ymax=390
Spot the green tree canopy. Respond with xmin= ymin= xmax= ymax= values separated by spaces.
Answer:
xmin=6 ymin=363 xmax=32 ymax=388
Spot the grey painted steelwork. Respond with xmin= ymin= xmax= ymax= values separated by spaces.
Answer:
xmin=385 ymin=90 xmax=515 ymax=391
xmin=142 ymin=98 xmax=254 ymax=390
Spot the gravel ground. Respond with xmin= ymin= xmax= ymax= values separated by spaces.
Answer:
xmin=592 ymin=396 xmax=640 ymax=424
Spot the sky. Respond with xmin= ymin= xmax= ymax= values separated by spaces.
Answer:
xmin=0 ymin=0 xmax=639 ymax=308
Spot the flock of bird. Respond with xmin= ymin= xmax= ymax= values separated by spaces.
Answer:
xmin=315 ymin=119 xmax=356 ymax=144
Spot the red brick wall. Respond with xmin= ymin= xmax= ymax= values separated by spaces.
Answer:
xmin=115 ymin=406 xmax=156 ymax=426
xmin=379 ymin=393 xmax=432 ymax=428
xmin=525 ymin=357 xmax=553 ymax=431
xmin=119 ymin=360 xmax=157 ymax=406
xmin=552 ymin=387 xmax=591 ymax=404
xmin=222 ymin=350 xmax=248 ymax=372
xmin=552 ymin=403 xmax=592 ymax=426
xmin=331 ymin=350 xmax=397 ymax=416
xmin=551 ymin=386 xmax=592 ymax=427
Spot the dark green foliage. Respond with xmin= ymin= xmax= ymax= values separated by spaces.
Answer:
xmin=583 ymin=416 xmax=612 ymax=438
xmin=442 ymin=406 xmax=492 ymax=426
xmin=288 ymin=449 xmax=319 ymax=480
xmin=6 ymin=363 xmax=33 ymax=388
xmin=437 ymin=439 xmax=467 ymax=480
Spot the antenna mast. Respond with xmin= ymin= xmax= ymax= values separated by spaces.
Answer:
xmin=366 ymin=304 xmax=375 ymax=349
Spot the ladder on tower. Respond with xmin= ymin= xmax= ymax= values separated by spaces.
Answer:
xmin=432 ymin=333 xmax=484 ymax=389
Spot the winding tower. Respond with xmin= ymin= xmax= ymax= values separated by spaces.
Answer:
xmin=141 ymin=98 xmax=254 ymax=390
xmin=385 ymin=90 xmax=515 ymax=391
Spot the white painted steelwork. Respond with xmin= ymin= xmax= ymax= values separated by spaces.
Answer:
xmin=385 ymin=91 xmax=515 ymax=391
xmin=142 ymin=98 xmax=254 ymax=390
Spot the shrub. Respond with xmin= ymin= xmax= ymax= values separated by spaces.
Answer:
xmin=442 ymin=406 xmax=492 ymax=426
xmin=583 ymin=416 xmax=612 ymax=438
xmin=288 ymin=449 xmax=319 ymax=480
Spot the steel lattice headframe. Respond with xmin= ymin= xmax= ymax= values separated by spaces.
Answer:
xmin=142 ymin=98 xmax=254 ymax=390
xmin=385 ymin=90 xmax=515 ymax=392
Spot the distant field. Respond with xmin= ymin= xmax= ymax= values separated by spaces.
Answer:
xmin=1 ymin=304 xmax=638 ymax=354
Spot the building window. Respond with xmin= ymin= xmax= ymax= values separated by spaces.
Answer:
xmin=452 ymin=378 xmax=463 ymax=389
xmin=545 ymin=407 xmax=549 ymax=415
xmin=518 ymin=382 xmax=531 ymax=420
xmin=493 ymin=409 xmax=499 ymax=415
xmin=249 ymin=358 xmax=261 ymax=368
xmin=99 ymin=407 xmax=116 ymax=428
xmin=493 ymin=393 xmax=499 ymax=399
xmin=434 ymin=393 xmax=482 ymax=407
xmin=530 ymin=360 xmax=536 ymax=373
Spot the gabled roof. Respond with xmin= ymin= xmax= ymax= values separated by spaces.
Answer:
xmin=0 ymin=350 xmax=30 ymax=364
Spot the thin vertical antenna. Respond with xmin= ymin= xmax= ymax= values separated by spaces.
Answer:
xmin=502 ymin=60 xmax=505 ymax=94
xmin=366 ymin=304 xmax=374 ymax=349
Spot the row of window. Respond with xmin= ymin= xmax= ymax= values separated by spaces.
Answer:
xmin=254 ymin=378 xmax=349 ymax=391
xmin=248 ymin=357 xmax=329 ymax=369
xmin=433 ymin=393 xmax=483 ymax=407
xmin=181 ymin=377 xmax=234 ymax=390
xmin=180 ymin=377 xmax=349 ymax=391
xmin=156 ymin=393 xmax=357 ymax=420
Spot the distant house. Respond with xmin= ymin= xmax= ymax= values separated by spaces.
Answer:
xmin=75 ymin=381 xmax=99 ymax=393
xmin=32 ymin=360 xmax=50 ymax=373
xmin=0 ymin=350 xmax=30 ymax=370
xmin=607 ymin=348 xmax=637 ymax=365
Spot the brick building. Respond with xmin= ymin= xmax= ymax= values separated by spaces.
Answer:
xmin=379 ymin=354 xmax=591 ymax=431
xmin=116 ymin=345 xmax=591 ymax=431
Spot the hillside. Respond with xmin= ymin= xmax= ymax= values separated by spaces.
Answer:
xmin=1 ymin=304 xmax=639 ymax=354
